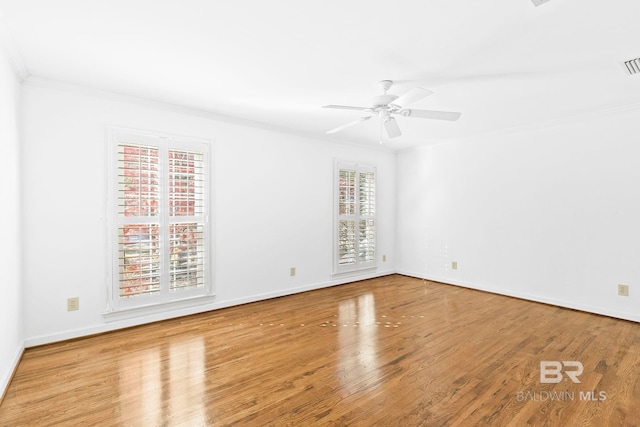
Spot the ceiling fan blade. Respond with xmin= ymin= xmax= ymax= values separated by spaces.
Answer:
xmin=322 ymin=105 xmax=370 ymax=111
xmin=399 ymin=109 xmax=461 ymax=121
xmin=392 ymin=87 xmax=433 ymax=108
xmin=384 ymin=117 xmax=402 ymax=139
xmin=327 ymin=116 xmax=372 ymax=134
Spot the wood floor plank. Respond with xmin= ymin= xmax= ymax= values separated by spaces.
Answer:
xmin=1 ymin=274 xmax=640 ymax=426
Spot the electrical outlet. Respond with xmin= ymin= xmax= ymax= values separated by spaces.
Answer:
xmin=618 ymin=284 xmax=629 ymax=297
xmin=290 ymin=267 xmax=296 ymax=277
xmin=452 ymin=261 xmax=458 ymax=270
xmin=67 ymin=297 xmax=79 ymax=311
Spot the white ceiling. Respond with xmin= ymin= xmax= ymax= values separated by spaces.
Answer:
xmin=2 ymin=0 xmax=640 ymax=150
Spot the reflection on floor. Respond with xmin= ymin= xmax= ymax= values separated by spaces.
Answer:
xmin=2 ymin=274 xmax=639 ymax=426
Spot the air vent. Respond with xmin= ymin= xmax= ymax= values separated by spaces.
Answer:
xmin=531 ymin=0 xmax=551 ymax=6
xmin=624 ymin=58 xmax=640 ymax=75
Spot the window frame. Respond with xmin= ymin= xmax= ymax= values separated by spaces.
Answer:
xmin=334 ymin=161 xmax=377 ymax=274
xmin=105 ymin=127 xmax=213 ymax=314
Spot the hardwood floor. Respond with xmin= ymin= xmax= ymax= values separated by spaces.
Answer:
xmin=1 ymin=274 xmax=639 ymax=426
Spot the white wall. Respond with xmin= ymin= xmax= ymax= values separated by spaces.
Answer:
xmin=0 ymin=38 xmax=23 ymax=395
xmin=397 ymin=109 xmax=640 ymax=321
xmin=21 ymin=80 xmax=396 ymax=346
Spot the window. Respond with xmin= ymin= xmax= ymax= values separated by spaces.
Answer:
xmin=107 ymin=128 xmax=211 ymax=312
xmin=335 ymin=162 xmax=376 ymax=273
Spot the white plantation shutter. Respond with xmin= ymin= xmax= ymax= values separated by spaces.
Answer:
xmin=168 ymin=149 xmax=206 ymax=292
xmin=338 ymin=168 xmax=357 ymax=266
xmin=109 ymin=129 xmax=210 ymax=311
xmin=168 ymin=149 xmax=204 ymax=217
xmin=358 ymin=170 xmax=375 ymax=264
xmin=118 ymin=224 xmax=161 ymax=297
xmin=117 ymin=144 xmax=162 ymax=298
xmin=169 ymin=223 xmax=205 ymax=291
xmin=335 ymin=162 xmax=376 ymax=273
xmin=338 ymin=219 xmax=356 ymax=266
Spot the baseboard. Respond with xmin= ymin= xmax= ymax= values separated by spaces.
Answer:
xmin=0 ymin=343 xmax=24 ymax=406
xmin=396 ymin=269 xmax=640 ymax=323
xmin=24 ymin=269 xmax=396 ymax=348
xmin=26 ymin=267 xmax=637 ymax=348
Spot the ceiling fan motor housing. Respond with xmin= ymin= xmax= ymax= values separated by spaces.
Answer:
xmin=371 ymin=94 xmax=399 ymax=109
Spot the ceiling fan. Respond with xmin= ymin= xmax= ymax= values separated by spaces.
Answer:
xmin=323 ymin=80 xmax=461 ymax=139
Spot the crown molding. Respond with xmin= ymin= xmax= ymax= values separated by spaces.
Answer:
xmin=398 ymin=96 xmax=640 ymax=154
xmin=23 ymin=75 xmax=395 ymax=154
xmin=0 ymin=14 xmax=29 ymax=81
xmin=461 ymin=97 xmax=640 ymax=141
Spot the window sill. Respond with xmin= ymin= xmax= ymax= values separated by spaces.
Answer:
xmin=332 ymin=265 xmax=378 ymax=278
xmin=103 ymin=294 xmax=216 ymax=323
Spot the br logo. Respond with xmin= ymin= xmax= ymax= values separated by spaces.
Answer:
xmin=540 ymin=361 xmax=583 ymax=384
